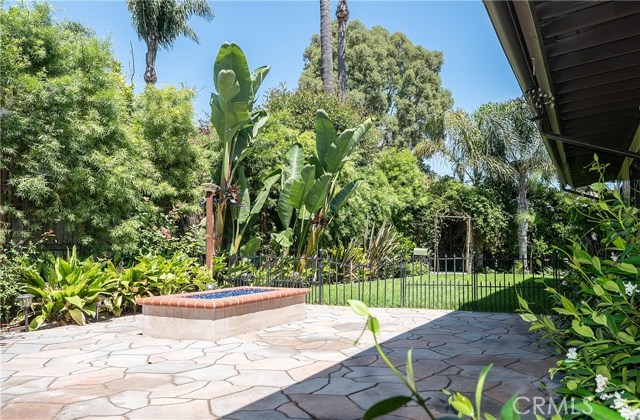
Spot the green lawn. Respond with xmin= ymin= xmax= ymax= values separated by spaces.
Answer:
xmin=306 ymin=272 xmax=557 ymax=313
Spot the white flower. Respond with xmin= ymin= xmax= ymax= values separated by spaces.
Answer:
xmin=624 ymin=282 xmax=637 ymax=297
xmin=595 ymin=374 xmax=608 ymax=393
xmin=611 ymin=253 xmax=619 ymax=262
xmin=600 ymin=392 xmax=611 ymax=400
xmin=619 ymin=405 xmax=640 ymax=420
xmin=566 ymin=347 xmax=578 ymax=360
xmin=612 ymin=392 xmax=625 ymax=409
xmin=591 ymin=232 xmax=598 ymax=241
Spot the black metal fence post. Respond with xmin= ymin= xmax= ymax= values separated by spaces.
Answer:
xmin=401 ymin=255 xmax=406 ymax=307
xmin=472 ymin=253 xmax=479 ymax=312
xmin=317 ymin=256 xmax=323 ymax=305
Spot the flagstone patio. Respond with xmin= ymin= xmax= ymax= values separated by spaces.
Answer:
xmin=0 ymin=306 xmax=558 ymax=419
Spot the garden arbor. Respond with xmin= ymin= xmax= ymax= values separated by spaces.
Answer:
xmin=432 ymin=214 xmax=473 ymax=273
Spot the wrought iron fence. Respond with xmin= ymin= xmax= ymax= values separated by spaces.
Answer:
xmin=224 ymin=254 xmax=567 ymax=313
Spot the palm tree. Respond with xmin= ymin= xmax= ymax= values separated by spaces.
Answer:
xmin=127 ymin=0 xmax=213 ymax=85
xmin=319 ymin=0 xmax=335 ymax=94
xmin=336 ymin=0 xmax=349 ymax=100
xmin=442 ymin=109 xmax=494 ymax=185
xmin=480 ymin=99 xmax=552 ymax=266
xmin=443 ymin=98 xmax=552 ymax=266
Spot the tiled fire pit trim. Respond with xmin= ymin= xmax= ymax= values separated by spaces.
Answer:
xmin=136 ymin=286 xmax=310 ymax=310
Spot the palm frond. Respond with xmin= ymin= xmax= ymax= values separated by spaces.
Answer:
xmin=127 ymin=0 xmax=213 ymax=49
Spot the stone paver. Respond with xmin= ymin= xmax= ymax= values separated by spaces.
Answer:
xmin=0 ymin=306 xmax=557 ymax=419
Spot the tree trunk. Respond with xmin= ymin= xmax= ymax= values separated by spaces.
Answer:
xmin=144 ymin=36 xmax=158 ymax=85
xmin=336 ymin=0 xmax=349 ymax=101
xmin=319 ymin=0 xmax=334 ymax=95
xmin=517 ymin=174 xmax=528 ymax=270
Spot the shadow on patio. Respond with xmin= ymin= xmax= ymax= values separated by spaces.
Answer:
xmin=0 ymin=305 xmax=559 ymax=420
xmin=219 ymin=306 xmax=558 ymax=420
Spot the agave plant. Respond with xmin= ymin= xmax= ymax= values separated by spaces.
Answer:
xmin=19 ymin=248 xmax=117 ymax=330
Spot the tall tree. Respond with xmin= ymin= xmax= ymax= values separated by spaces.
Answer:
xmin=319 ymin=0 xmax=335 ymax=94
xmin=127 ymin=0 xmax=213 ymax=85
xmin=480 ymin=99 xmax=552 ymax=266
xmin=300 ymin=21 xmax=453 ymax=149
xmin=132 ymin=86 xmax=209 ymax=215
xmin=443 ymin=98 xmax=552 ymax=264
xmin=336 ymin=0 xmax=349 ymax=101
xmin=0 ymin=3 xmax=161 ymax=253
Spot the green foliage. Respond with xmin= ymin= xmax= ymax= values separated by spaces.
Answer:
xmin=363 ymin=221 xmax=399 ymax=278
xmin=274 ymin=111 xmax=372 ymax=259
xmin=326 ymin=221 xmax=399 ymax=283
xmin=0 ymin=3 xmax=164 ymax=254
xmin=19 ymin=248 xmax=117 ymax=329
xmin=265 ymin=85 xmax=370 ymax=135
xmin=12 ymin=248 xmax=215 ymax=326
xmin=0 ymin=234 xmax=55 ymax=322
xmin=229 ymin=168 xmax=280 ymax=256
xmin=132 ymin=85 xmax=210 ymax=215
xmin=442 ymin=98 xmax=553 ymax=260
xmin=127 ymin=0 xmax=213 ymax=49
xmin=299 ymin=20 xmax=453 ymax=149
xmin=519 ymin=167 xmax=640 ymax=418
xmin=328 ymin=240 xmax=367 ymax=282
xmin=110 ymin=253 xmax=216 ymax=316
xmin=425 ymin=179 xmax=510 ymax=254
xmin=0 ymin=256 xmax=22 ymax=322
xmin=127 ymin=0 xmax=213 ymax=83
xmin=209 ymin=42 xmax=271 ymax=255
xmin=111 ymin=206 xmax=206 ymax=262
xmin=328 ymin=148 xmax=429 ymax=250
xmin=528 ymin=182 xmax=581 ymax=258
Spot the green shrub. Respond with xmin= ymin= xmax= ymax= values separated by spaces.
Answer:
xmin=110 ymin=253 xmax=216 ymax=315
xmin=0 ymin=253 xmax=23 ymax=323
xmin=519 ymin=166 xmax=640 ymax=419
xmin=0 ymin=233 xmax=59 ymax=324
xmin=19 ymin=248 xmax=117 ymax=330
xmin=112 ymin=207 xmax=206 ymax=263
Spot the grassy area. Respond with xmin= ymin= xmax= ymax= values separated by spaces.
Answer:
xmin=307 ymin=272 xmax=557 ymax=313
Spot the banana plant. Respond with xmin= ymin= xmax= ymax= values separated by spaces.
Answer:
xmin=276 ymin=110 xmax=372 ymax=261
xmin=229 ymin=167 xmax=281 ymax=257
xmin=209 ymin=42 xmax=270 ymax=254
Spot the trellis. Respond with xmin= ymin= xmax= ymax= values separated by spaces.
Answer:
xmin=432 ymin=213 xmax=472 ymax=273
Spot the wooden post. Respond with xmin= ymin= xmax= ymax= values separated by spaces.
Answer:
xmin=205 ymin=191 xmax=214 ymax=269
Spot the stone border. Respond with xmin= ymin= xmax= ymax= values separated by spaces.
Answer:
xmin=136 ymin=286 xmax=310 ymax=309
xmin=137 ymin=287 xmax=311 ymax=341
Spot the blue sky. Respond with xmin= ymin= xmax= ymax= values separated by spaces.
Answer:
xmin=49 ymin=0 xmax=522 ymax=174
xmin=51 ymin=1 xmax=520 ymax=115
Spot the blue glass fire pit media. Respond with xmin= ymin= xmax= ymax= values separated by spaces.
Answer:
xmin=187 ymin=288 xmax=271 ymax=300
